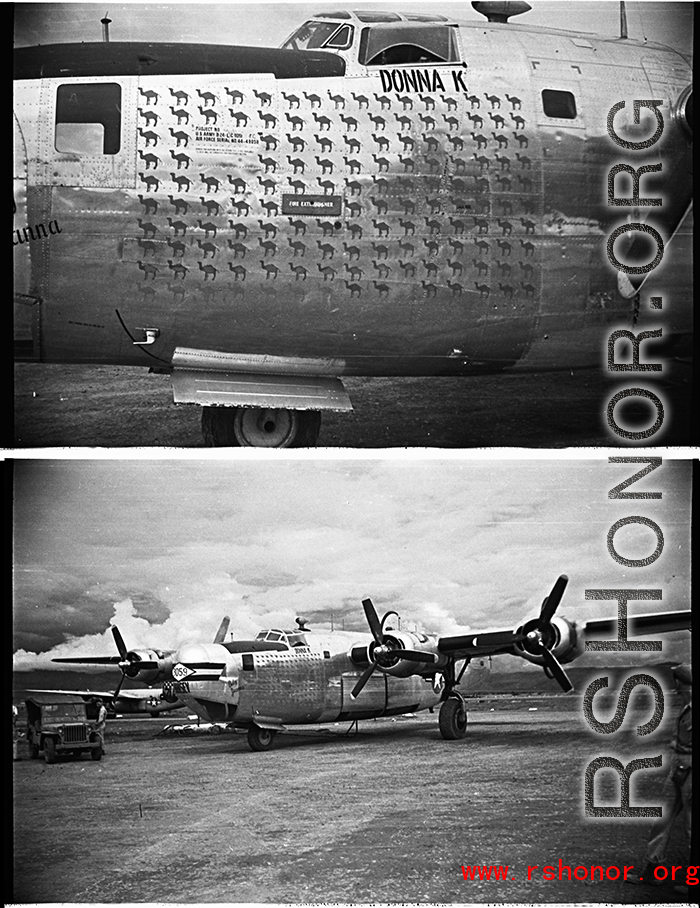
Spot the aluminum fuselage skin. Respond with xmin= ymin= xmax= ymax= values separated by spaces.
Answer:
xmin=170 ymin=636 xmax=443 ymax=727
xmin=14 ymin=17 xmax=692 ymax=378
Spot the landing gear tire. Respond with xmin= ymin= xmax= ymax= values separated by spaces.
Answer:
xmin=202 ymin=407 xmax=321 ymax=448
xmin=439 ymin=697 xmax=468 ymax=740
xmin=247 ymin=724 xmax=277 ymax=752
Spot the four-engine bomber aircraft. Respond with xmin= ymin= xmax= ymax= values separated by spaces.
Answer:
xmin=13 ymin=2 xmax=692 ymax=445
xmin=59 ymin=576 xmax=692 ymax=751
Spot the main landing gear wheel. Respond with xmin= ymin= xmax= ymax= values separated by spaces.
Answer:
xmin=439 ymin=697 xmax=468 ymax=740
xmin=247 ymin=724 xmax=277 ymax=752
xmin=202 ymin=407 xmax=321 ymax=448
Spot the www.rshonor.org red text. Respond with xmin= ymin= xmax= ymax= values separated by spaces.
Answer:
xmin=461 ymin=861 xmax=698 ymax=884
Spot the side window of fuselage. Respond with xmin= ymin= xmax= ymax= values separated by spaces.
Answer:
xmin=541 ymin=89 xmax=577 ymax=119
xmin=55 ymin=82 xmax=122 ymax=155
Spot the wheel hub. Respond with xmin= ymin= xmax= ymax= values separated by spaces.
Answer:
xmin=234 ymin=408 xmax=298 ymax=447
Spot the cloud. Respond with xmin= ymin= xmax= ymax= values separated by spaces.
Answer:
xmin=13 ymin=460 xmax=691 ymax=679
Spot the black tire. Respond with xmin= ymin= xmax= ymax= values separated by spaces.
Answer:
xmin=89 ymin=734 xmax=103 ymax=760
xmin=439 ymin=697 xmax=468 ymax=740
xmin=247 ymin=724 xmax=277 ymax=752
xmin=44 ymin=737 xmax=57 ymax=764
xmin=202 ymin=407 xmax=321 ymax=448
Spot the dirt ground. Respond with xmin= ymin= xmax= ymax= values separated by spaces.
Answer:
xmin=12 ymin=700 xmax=693 ymax=904
xmin=13 ymin=361 xmax=694 ymax=448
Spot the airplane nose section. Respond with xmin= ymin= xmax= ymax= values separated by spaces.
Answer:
xmin=172 ymin=643 xmax=226 ymax=682
xmin=171 ymin=643 xmax=238 ymax=725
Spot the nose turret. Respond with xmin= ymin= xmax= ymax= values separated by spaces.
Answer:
xmin=172 ymin=642 xmax=228 ymax=682
xmin=171 ymin=642 xmax=239 ymax=724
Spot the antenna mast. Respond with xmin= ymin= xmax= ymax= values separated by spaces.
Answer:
xmin=619 ymin=1 xmax=628 ymax=39
xmin=101 ymin=12 xmax=112 ymax=42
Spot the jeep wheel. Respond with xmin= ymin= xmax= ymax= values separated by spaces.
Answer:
xmin=44 ymin=737 xmax=57 ymax=763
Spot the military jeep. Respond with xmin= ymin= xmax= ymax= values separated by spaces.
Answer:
xmin=25 ymin=693 xmax=103 ymax=763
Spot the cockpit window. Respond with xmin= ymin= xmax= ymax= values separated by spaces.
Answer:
xmin=354 ymin=12 xmax=402 ymax=22
xmin=282 ymin=20 xmax=345 ymax=51
xmin=324 ymin=24 xmax=354 ymax=49
xmin=360 ymin=25 xmax=459 ymax=66
xmin=287 ymin=633 xmax=308 ymax=647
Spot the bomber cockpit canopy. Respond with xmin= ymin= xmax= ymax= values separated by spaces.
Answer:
xmin=281 ymin=10 xmax=461 ymax=70
xmin=255 ymin=628 xmax=309 ymax=648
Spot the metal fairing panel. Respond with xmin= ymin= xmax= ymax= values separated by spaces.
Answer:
xmin=13 ymin=25 xmax=691 ymax=373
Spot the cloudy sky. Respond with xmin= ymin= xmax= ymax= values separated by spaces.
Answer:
xmin=13 ymin=457 xmax=691 ymax=671
xmin=13 ymin=1 xmax=694 ymax=57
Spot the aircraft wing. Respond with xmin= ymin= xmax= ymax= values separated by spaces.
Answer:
xmin=435 ymin=608 xmax=691 ymax=662
xmin=437 ymin=629 xmax=524 ymax=659
xmin=28 ymin=688 xmax=116 ymax=698
xmin=51 ymin=656 xmax=122 ymax=665
xmin=581 ymin=609 xmax=692 ymax=639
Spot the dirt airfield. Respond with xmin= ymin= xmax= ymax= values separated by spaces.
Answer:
xmin=13 ymin=361 xmax=694 ymax=448
xmin=12 ymin=698 xmax=692 ymax=904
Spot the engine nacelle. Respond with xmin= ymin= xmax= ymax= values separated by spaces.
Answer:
xmin=513 ymin=616 xmax=584 ymax=668
xmin=123 ymin=648 xmax=175 ymax=683
xmin=352 ymin=631 xmax=448 ymax=678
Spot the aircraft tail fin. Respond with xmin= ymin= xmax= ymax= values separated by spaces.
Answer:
xmin=213 ymin=617 xmax=231 ymax=645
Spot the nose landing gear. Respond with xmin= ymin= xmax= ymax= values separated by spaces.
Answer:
xmin=202 ymin=406 xmax=321 ymax=447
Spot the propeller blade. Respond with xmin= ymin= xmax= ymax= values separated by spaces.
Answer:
xmin=350 ymin=663 xmax=376 ymax=699
xmin=362 ymin=598 xmax=384 ymax=644
xmin=380 ymin=610 xmax=400 ymax=633
xmin=394 ymin=649 xmax=436 ymax=664
xmin=111 ymin=626 xmax=128 ymax=659
xmin=541 ymin=649 xmax=573 ymax=693
xmin=113 ymin=672 xmax=126 ymax=700
xmin=537 ymin=575 xmax=569 ymax=628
